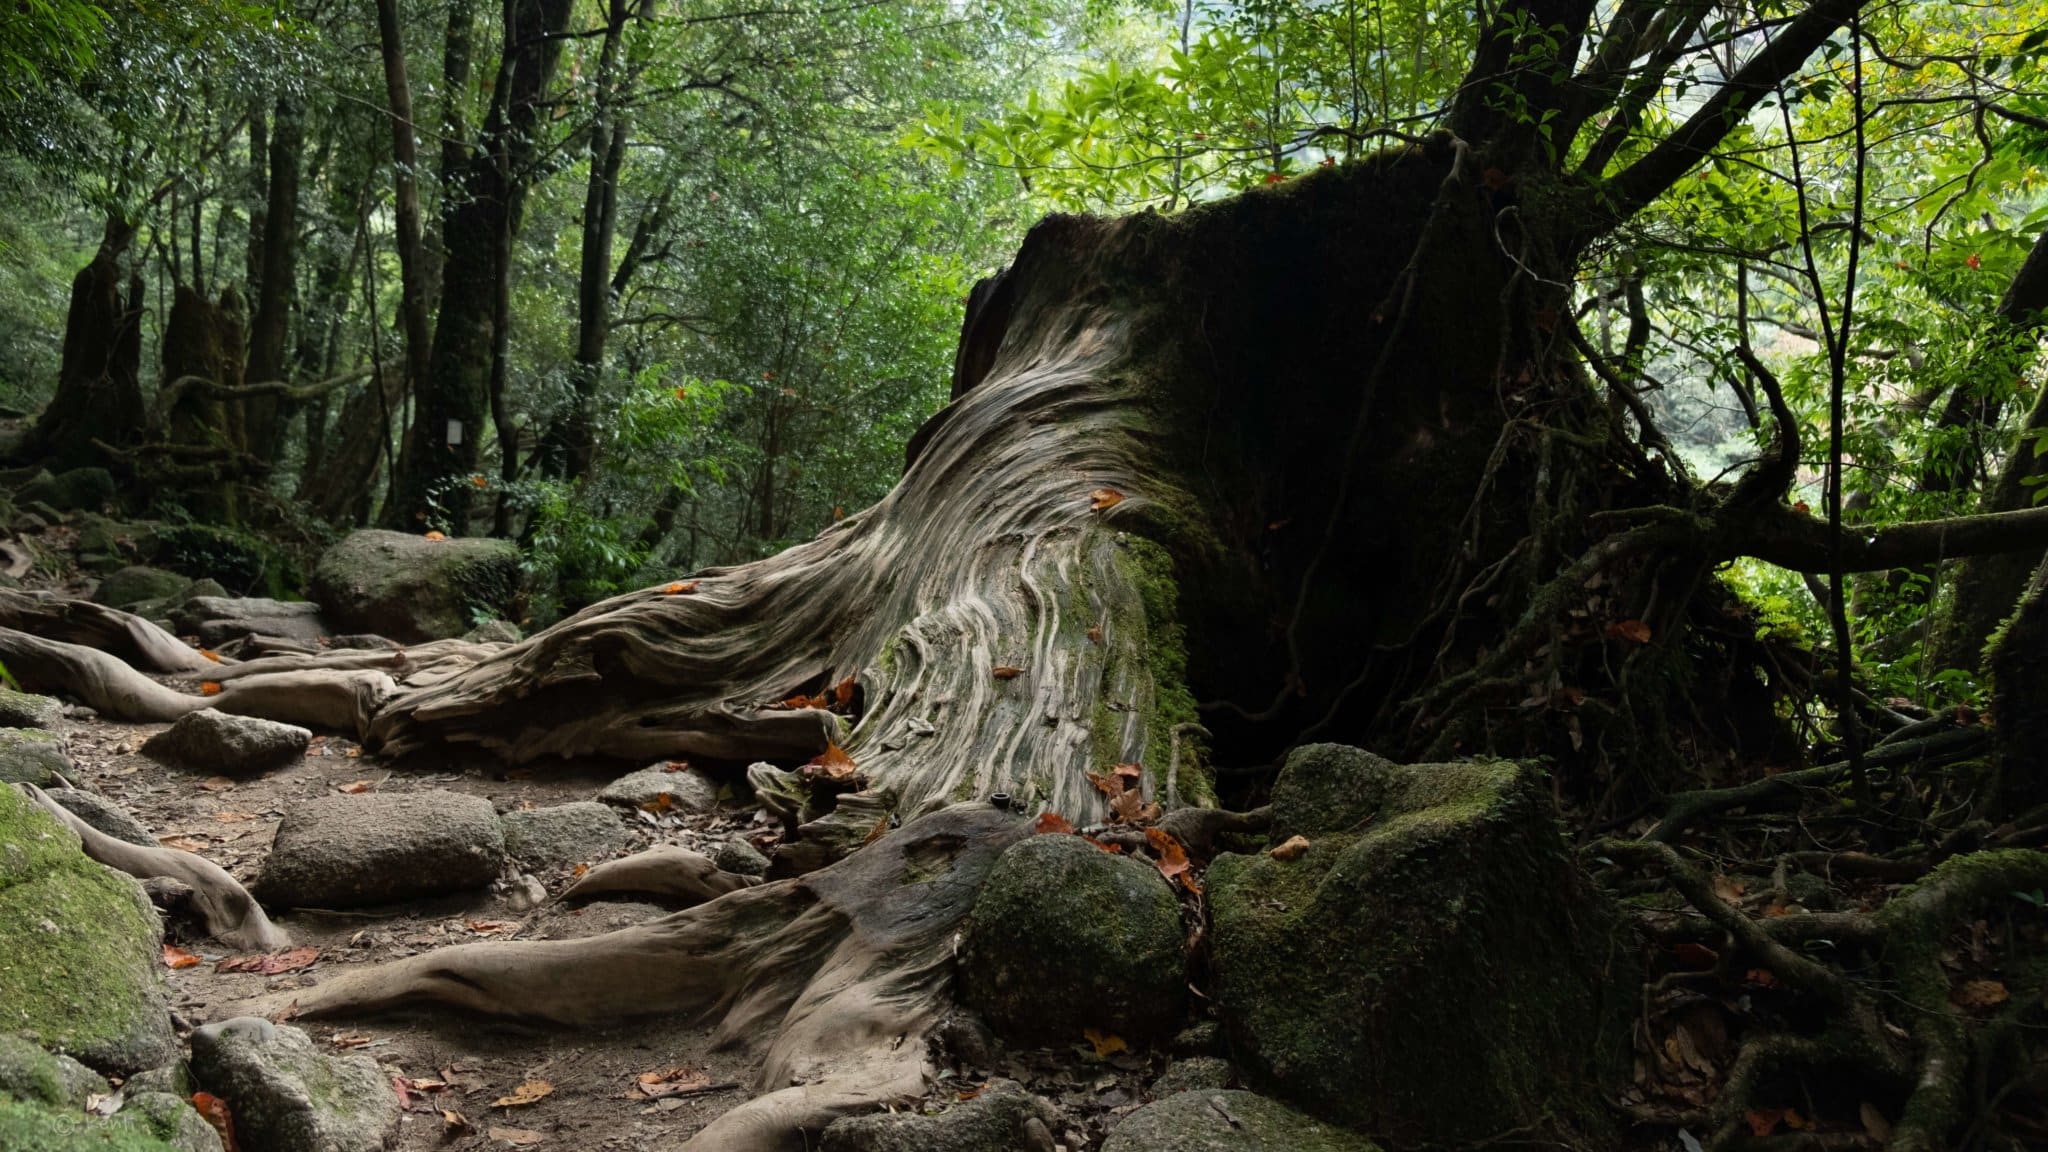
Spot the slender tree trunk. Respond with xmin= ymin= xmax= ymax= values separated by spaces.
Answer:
xmin=390 ymin=0 xmax=572 ymax=534
xmin=429 ymin=0 xmax=477 ymax=302
xmin=244 ymin=97 xmax=304 ymax=466
xmin=243 ymin=103 xmax=266 ymax=302
xmin=553 ymin=0 xmax=632 ymax=483
xmin=371 ymin=0 xmax=437 ymax=439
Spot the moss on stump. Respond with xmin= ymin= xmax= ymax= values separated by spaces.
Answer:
xmin=959 ymin=832 xmax=1185 ymax=1045
xmin=1208 ymin=745 xmax=1635 ymax=1150
xmin=0 ymin=784 xmax=175 ymax=1075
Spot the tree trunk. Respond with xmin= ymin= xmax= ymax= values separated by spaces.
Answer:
xmin=390 ymin=0 xmax=572 ymax=534
xmin=243 ymin=97 xmax=304 ymax=466
xmin=20 ymin=215 xmax=148 ymax=469
xmin=159 ymin=284 xmax=250 ymax=522
xmin=372 ymin=0 xmax=437 ymax=451
xmin=428 ymin=0 xmax=477 ymax=302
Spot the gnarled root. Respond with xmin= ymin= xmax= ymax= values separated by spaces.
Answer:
xmin=22 ymin=783 xmax=289 ymax=951
xmin=557 ymin=845 xmax=761 ymax=905
xmin=0 ymin=628 xmax=210 ymax=721
xmin=214 ymin=669 xmax=396 ymax=738
xmin=0 ymin=589 xmax=215 ymax=674
xmin=233 ymin=805 xmax=1029 ymax=1151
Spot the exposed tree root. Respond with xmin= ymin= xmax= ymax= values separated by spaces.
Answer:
xmin=0 ymin=590 xmax=214 ymax=674
xmin=243 ymin=806 xmax=1026 ymax=1150
xmin=20 ymin=782 xmax=289 ymax=951
xmin=214 ymin=669 xmax=397 ymax=738
xmin=556 ymin=845 xmax=762 ymax=905
xmin=0 ymin=628 xmax=212 ymax=720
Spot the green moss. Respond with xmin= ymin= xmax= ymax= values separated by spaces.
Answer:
xmin=1209 ymin=752 xmax=1633 ymax=1149
xmin=1108 ymin=535 xmax=1214 ymax=806
xmin=0 ymin=1096 xmax=179 ymax=1150
xmin=0 ymin=786 xmax=171 ymax=1074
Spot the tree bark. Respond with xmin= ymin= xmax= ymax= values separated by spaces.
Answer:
xmin=372 ymin=0 xmax=437 ymax=448
xmin=554 ymin=0 xmax=632 ymax=483
xmin=390 ymin=0 xmax=572 ymax=534
xmin=243 ymin=96 xmax=303 ymax=466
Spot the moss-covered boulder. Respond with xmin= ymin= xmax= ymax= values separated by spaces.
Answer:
xmin=1208 ymin=746 xmax=1635 ymax=1149
xmin=1103 ymin=1090 xmax=1381 ymax=1152
xmin=153 ymin=524 xmax=292 ymax=599
xmin=959 ymin=832 xmax=1185 ymax=1045
xmin=188 ymin=1017 xmax=397 ymax=1152
xmin=0 ymin=728 xmax=71 ymax=785
xmin=0 ymin=784 xmax=175 ymax=1074
xmin=0 ymin=689 xmax=64 ymax=729
xmin=0 ymin=1038 xmax=220 ymax=1150
xmin=93 ymin=568 xmax=192 ymax=610
xmin=18 ymin=468 xmax=115 ymax=513
xmin=0 ymin=1097 xmax=179 ymax=1151
xmin=0 ymin=1032 xmax=108 ymax=1107
xmin=309 ymin=529 xmax=521 ymax=643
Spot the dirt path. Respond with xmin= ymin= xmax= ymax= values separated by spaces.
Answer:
xmin=58 ymin=706 xmax=764 ymax=1148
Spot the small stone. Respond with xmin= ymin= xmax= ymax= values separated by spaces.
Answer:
xmin=0 ymin=727 xmax=72 ymax=786
xmin=500 ymin=801 xmax=629 ymax=872
xmin=93 ymin=566 xmax=193 ymax=609
xmin=172 ymin=597 xmax=329 ymax=647
xmin=142 ymin=711 xmax=311 ymax=776
xmin=188 ymin=1017 xmax=398 ymax=1152
xmin=820 ymin=1078 xmax=1060 ymax=1152
xmin=253 ymin=790 xmax=506 ymax=910
xmin=18 ymin=467 xmax=115 ymax=512
xmin=125 ymin=1090 xmax=227 ymax=1152
xmin=598 ymin=764 xmax=720 ymax=812
xmin=712 ymin=836 xmax=770 ymax=876
xmin=49 ymin=788 xmax=156 ymax=847
xmin=0 ymin=1033 xmax=110 ymax=1108
xmin=503 ymin=874 xmax=548 ymax=912
xmin=0 ymin=688 xmax=64 ymax=729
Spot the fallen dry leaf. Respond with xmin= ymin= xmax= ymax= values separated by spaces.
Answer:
xmin=200 ymin=648 xmax=222 ymax=663
xmin=1859 ymin=1101 xmax=1891 ymax=1141
xmin=1086 ymin=625 xmax=1102 ymax=645
xmin=636 ymin=1067 xmax=711 ymax=1099
xmin=1083 ymin=1027 xmax=1127 ymax=1058
xmin=200 ymin=681 xmax=223 ymax=696
xmin=191 ymin=1091 xmax=239 ymax=1152
xmin=328 ymin=1032 xmax=376 ymax=1049
xmin=1606 ymin=619 xmax=1653 ymax=644
xmin=442 ymin=1110 xmax=473 ymax=1137
xmin=338 ymin=780 xmax=374 ymax=794
xmin=1110 ymin=788 xmax=1162 ymax=827
xmin=160 ymin=835 xmax=209 ymax=853
xmin=662 ymin=580 xmax=699 ymax=595
xmin=1113 ymin=762 xmax=1142 ymax=781
xmin=805 ymin=743 xmax=860 ymax=783
xmin=423 ymin=530 xmax=447 ymax=541
xmin=1086 ymin=770 xmax=1123 ymax=798
xmin=1267 ymin=835 xmax=1311 ymax=862
xmin=198 ymin=776 xmax=237 ymax=792
xmin=1146 ymin=827 xmax=1200 ymax=894
xmin=163 ymin=945 xmax=202 ymax=970
xmin=217 ymin=946 xmax=320 ymax=976
xmin=1711 ymin=875 xmax=1745 ymax=902
xmin=1745 ymin=1108 xmax=1791 ymax=1137
xmin=489 ymin=1127 xmax=543 ymax=1147
xmin=834 ymin=676 xmax=856 ymax=707
xmin=991 ymin=665 xmax=1025 ymax=680
xmin=465 ymin=920 xmax=515 ymax=935
xmin=1953 ymin=978 xmax=2009 ymax=1009
xmin=1033 ymin=812 xmax=1075 ymax=835
xmin=638 ymin=792 xmax=675 ymax=815
xmin=212 ymin=811 xmax=259 ymax=823
xmin=956 ymin=1084 xmax=984 ymax=1101
xmin=491 ymin=1080 xmax=554 ymax=1109
xmin=1089 ymin=487 xmax=1126 ymax=511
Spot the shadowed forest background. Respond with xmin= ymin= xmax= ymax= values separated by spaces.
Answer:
xmin=4 ymin=0 xmax=2048 ymax=1150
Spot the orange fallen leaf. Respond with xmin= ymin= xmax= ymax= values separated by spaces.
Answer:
xmin=1083 ymin=1027 xmax=1127 ymax=1057
xmin=217 ymin=946 xmax=320 ymax=975
xmin=191 ymin=1092 xmax=239 ymax=1152
xmin=163 ymin=945 xmax=202 ymax=969
xmin=662 ymin=580 xmax=699 ymax=595
xmin=1086 ymin=625 xmax=1102 ymax=645
xmin=200 ymin=681 xmax=223 ymax=696
xmin=1083 ymin=836 xmax=1123 ymax=854
xmin=639 ymin=792 xmax=675 ymax=814
xmin=491 ymin=1080 xmax=555 ymax=1109
xmin=955 ymin=1084 xmax=984 ymax=1101
xmin=160 ymin=835 xmax=209 ymax=852
xmin=465 ymin=920 xmax=515 ymax=934
xmin=1110 ymin=788 xmax=1162 ymax=827
xmin=1089 ymin=487 xmax=1126 ymax=511
xmin=424 ymin=530 xmax=447 ymax=541
xmin=198 ymin=777 xmax=237 ymax=792
xmin=1113 ymin=762 xmax=1142 ymax=781
xmin=212 ymin=811 xmax=258 ymax=822
xmin=805 ymin=743 xmax=860 ymax=783
xmin=571 ymin=863 xmax=588 ymax=877
xmin=1746 ymin=1108 xmax=1790 ymax=1137
xmin=489 ymin=1128 xmax=543 ymax=1147
xmin=662 ymin=760 xmax=690 ymax=773
xmin=1745 ymin=968 xmax=1780 ymax=989
xmin=443 ymin=1109 xmax=473 ymax=1136
xmin=1146 ymin=827 xmax=1200 ymax=894
xmin=1268 ymin=835 xmax=1311 ymax=862
xmin=1953 ymin=979 xmax=2009 ymax=1009
xmin=991 ymin=665 xmax=1025 ymax=680
xmin=1086 ymin=770 xmax=1124 ymax=798
xmin=636 ymin=1067 xmax=711 ymax=1098
xmin=471 ymin=474 xmax=489 ymax=488
xmin=833 ymin=676 xmax=856 ymax=707
xmin=338 ymin=780 xmax=374 ymax=794
xmin=1606 ymin=619 xmax=1653 ymax=644
xmin=200 ymin=648 xmax=222 ymax=663
xmin=1034 ymin=812 xmax=1075 ymax=835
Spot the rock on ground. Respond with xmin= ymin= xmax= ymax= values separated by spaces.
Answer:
xmin=500 ymin=801 xmax=629 ymax=872
xmin=0 ymin=784 xmax=175 ymax=1074
xmin=959 ymin=832 xmax=1185 ymax=1045
xmin=309 ymin=529 xmax=521 ymax=643
xmin=597 ymin=763 xmax=721 ymax=811
xmin=1151 ymin=1056 xmax=1235 ymax=1096
xmin=713 ymin=835 xmax=771 ymax=876
xmin=0 ymin=727 xmax=72 ymax=785
xmin=1207 ymin=745 xmax=1636 ymax=1149
xmin=141 ymin=710 xmax=310 ymax=776
xmin=49 ymin=788 xmax=156 ymax=846
xmin=188 ymin=1017 xmax=397 ymax=1152
xmin=93 ymin=567 xmax=192 ymax=609
xmin=253 ymin=790 xmax=506 ymax=909
xmin=17 ymin=467 xmax=114 ymax=512
xmin=0 ymin=1033 xmax=108 ymax=1108
xmin=171 ymin=596 xmax=330 ymax=647
xmin=821 ymin=1079 xmax=1059 ymax=1152
xmin=463 ymin=618 xmax=521 ymax=644
xmin=1103 ymin=1091 xmax=1382 ymax=1152
xmin=0 ymin=688 xmax=64 ymax=729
